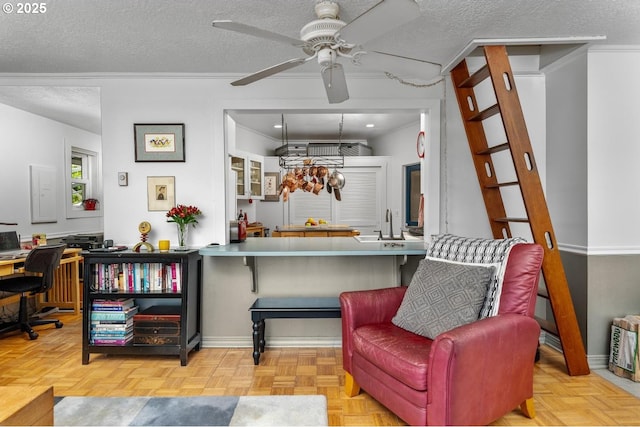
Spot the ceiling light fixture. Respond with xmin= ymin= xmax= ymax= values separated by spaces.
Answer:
xmin=365 ymin=124 xmax=375 ymax=128
xmin=273 ymin=124 xmax=283 ymax=129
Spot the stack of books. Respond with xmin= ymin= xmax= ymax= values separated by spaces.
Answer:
xmin=90 ymin=298 xmax=138 ymax=345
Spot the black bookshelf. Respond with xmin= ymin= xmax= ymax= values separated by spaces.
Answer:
xmin=82 ymin=249 xmax=202 ymax=366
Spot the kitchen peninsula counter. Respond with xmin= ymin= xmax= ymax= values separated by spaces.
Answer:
xmin=199 ymin=236 xmax=427 ymax=257
xmin=198 ymin=237 xmax=426 ymax=347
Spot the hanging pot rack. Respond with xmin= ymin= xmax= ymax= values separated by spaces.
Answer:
xmin=278 ymin=114 xmax=345 ymax=170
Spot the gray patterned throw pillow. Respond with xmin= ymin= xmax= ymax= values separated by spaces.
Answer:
xmin=392 ymin=258 xmax=495 ymax=339
xmin=426 ymin=234 xmax=526 ymax=318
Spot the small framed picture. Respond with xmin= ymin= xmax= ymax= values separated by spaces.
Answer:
xmin=263 ymin=172 xmax=280 ymax=202
xmin=134 ymin=123 xmax=185 ymax=162
xmin=147 ymin=176 xmax=175 ymax=211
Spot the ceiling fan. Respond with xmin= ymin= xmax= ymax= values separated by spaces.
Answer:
xmin=212 ymin=0 xmax=441 ymax=104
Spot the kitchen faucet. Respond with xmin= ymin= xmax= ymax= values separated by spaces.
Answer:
xmin=386 ymin=209 xmax=394 ymax=239
xmin=373 ymin=209 xmax=405 ymax=240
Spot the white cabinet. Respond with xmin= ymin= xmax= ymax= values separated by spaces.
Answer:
xmin=249 ymin=156 xmax=263 ymax=199
xmin=230 ymin=151 xmax=264 ymax=200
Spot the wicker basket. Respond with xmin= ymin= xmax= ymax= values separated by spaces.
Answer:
xmin=341 ymin=143 xmax=373 ymax=156
xmin=275 ymin=144 xmax=308 ymax=156
xmin=307 ymin=143 xmax=341 ymax=156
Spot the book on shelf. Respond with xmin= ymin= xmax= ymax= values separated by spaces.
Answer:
xmin=90 ymin=305 xmax=139 ymax=321
xmin=91 ymin=262 xmax=182 ymax=293
xmin=90 ymin=328 xmax=133 ymax=337
xmin=90 ymin=318 xmax=134 ymax=325
xmin=91 ymin=298 xmax=135 ymax=311
xmin=91 ymin=320 xmax=134 ymax=330
xmin=91 ymin=335 xmax=133 ymax=346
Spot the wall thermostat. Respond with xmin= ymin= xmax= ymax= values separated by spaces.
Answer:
xmin=118 ymin=172 xmax=128 ymax=186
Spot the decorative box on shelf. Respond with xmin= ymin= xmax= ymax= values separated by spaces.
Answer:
xmin=133 ymin=305 xmax=181 ymax=346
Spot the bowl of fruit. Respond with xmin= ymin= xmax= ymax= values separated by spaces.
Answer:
xmin=305 ymin=218 xmax=327 ymax=227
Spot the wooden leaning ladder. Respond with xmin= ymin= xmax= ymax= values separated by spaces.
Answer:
xmin=450 ymin=45 xmax=590 ymax=376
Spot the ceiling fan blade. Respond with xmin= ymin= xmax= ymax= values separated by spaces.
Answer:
xmin=337 ymin=0 xmax=420 ymax=46
xmin=321 ymin=64 xmax=349 ymax=104
xmin=231 ymin=57 xmax=310 ymax=86
xmin=212 ymin=20 xmax=308 ymax=48
xmin=358 ymin=51 xmax=442 ymax=80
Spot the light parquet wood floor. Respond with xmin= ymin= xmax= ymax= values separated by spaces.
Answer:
xmin=1 ymin=312 xmax=639 ymax=426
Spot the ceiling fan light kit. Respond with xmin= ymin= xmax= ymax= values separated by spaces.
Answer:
xmin=211 ymin=0 xmax=442 ymax=104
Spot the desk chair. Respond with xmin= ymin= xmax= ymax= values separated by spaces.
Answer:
xmin=0 ymin=244 xmax=66 ymax=340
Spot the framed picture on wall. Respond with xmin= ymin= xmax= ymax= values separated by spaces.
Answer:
xmin=147 ymin=176 xmax=175 ymax=211
xmin=263 ymin=172 xmax=280 ymax=202
xmin=134 ymin=123 xmax=185 ymax=162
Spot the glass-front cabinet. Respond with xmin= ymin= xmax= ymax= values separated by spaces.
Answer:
xmin=230 ymin=151 xmax=264 ymax=200
xmin=230 ymin=155 xmax=246 ymax=197
xmin=250 ymin=158 xmax=263 ymax=198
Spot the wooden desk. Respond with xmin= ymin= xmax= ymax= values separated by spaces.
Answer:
xmin=0 ymin=248 xmax=83 ymax=314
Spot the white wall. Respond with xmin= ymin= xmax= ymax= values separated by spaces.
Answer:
xmin=546 ymin=46 xmax=640 ymax=254
xmin=588 ymin=48 xmax=640 ymax=253
xmin=99 ymin=79 xmax=223 ymax=248
xmin=545 ymin=52 xmax=588 ymax=251
xmin=0 ymin=102 xmax=102 ymax=242
xmin=443 ymin=72 xmax=547 ymax=240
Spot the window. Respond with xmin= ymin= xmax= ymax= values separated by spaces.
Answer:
xmin=65 ymin=144 xmax=101 ymax=218
xmin=405 ymin=163 xmax=421 ymax=226
xmin=71 ymin=152 xmax=89 ymax=206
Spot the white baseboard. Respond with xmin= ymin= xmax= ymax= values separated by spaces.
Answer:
xmin=540 ymin=331 xmax=609 ymax=370
xmin=204 ymin=333 xmax=610 ymax=369
xmin=541 ymin=331 xmax=563 ymax=352
xmin=203 ymin=336 xmax=342 ymax=348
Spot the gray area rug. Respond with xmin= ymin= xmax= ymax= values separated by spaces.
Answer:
xmin=54 ymin=395 xmax=328 ymax=426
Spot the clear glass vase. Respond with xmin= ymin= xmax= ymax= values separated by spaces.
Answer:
xmin=176 ymin=223 xmax=189 ymax=250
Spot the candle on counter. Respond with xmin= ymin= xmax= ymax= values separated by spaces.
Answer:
xmin=158 ymin=240 xmax=170 ymax=252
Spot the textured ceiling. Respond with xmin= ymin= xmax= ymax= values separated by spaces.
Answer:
xmin=0 ymin=0 xmax=639 ymax=137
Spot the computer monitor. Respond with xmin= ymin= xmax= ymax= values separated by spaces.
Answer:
xmin=0 ymin=231 xmax=20 ymax=252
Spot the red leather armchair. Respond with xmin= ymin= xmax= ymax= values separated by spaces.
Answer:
xmin=340 ymin=242 xmax=544 ymax=426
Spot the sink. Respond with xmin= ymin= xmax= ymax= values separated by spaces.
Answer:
xmin=353 ymin=235 xmax=383 ymax=243
xmin=354 ymin=234 xmax=423 ymax=243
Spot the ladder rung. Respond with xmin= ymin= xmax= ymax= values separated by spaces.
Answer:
xmin=494 ymin=217 xmax=530 ymax=223
xmin=469 ymin=104 xmax=500 ymax=121
xmin=485 ymin=181 xmax=519 ymax=189
xmin=535 ymin=316 xmax=558 ymax=335
xmin=476 ymin=142 xmax=509 ymax=155
xmin=457 ymin=64 xmax=490 ymax=88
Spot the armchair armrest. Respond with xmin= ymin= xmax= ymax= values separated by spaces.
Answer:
xmin=340 ymin=287 xmax=406 ymax=373
xmin=426 ymin=314 xmax=540 ymax=426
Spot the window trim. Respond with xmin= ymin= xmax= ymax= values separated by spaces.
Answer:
xmin=405 ymin=163 xmax=421 ymax=227
xmin=65 ymin=143 xmax=102 ymax=219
